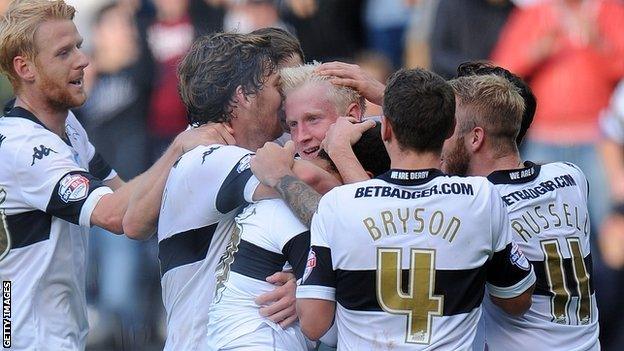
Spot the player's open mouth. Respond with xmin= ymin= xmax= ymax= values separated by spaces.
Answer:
xmin=69 ymin=78 xmax=83 ymax=87
xmin=302 ymin=146 xmax=320 ymax=156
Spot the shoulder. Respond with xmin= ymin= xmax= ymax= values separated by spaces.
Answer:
xmin=542 ymin=161 xmax=587 ymax=182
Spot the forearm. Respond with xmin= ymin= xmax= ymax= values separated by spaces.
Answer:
xmin=328 ymin=145 xmax=369 ymax=184
xmin=122 ymin=140 xmax=184 ymax=239
xmin=274 ymin=174 xmax=322 ymax=228
xmin=297 ymin=299 xmax=335 ymax=341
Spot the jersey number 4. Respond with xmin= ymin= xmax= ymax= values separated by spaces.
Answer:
xmin=376 ymin=248 xmax=444 ymax=344
xmin=541 ymin=238 xmax=592 ymax=325
xmin=0 ymin=189 xmax=10 ymax=261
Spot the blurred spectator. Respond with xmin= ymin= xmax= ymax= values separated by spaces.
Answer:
xmin=363 ymin=0 xmax=413 ymax=69
xmin=492 ymin=0 xmax=624 ymax=229
xmin=145 ymin=0 xmax=194 ymax=161
xmin=77 ymin=3 xmax=157 ymax=349
xmin=404 ymin=0 xmax=439 ymax=69
xmin=353 ymin=51 xmax=393 ymax=117
xmin=224 ymin=0 xmax=290 ymax=33
xmin=430 ymin=0 xmax=514 ymax=78
xmin=597 ymin=80 xmax=624 ymax=349
xmin=280 ymin=0 xmax=364 ymax=62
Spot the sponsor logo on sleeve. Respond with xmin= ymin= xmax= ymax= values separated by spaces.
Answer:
xmin=58 ymin=174 xmax=90 ymax=203
xmin=510 ymin=242 xmax=531 ymax=271
xmin=236 ymin=154 xmax=252 ymax=173
xmin=301 ymin=249 xmax=317 ymax=284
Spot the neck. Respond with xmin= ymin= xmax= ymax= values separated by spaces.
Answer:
xmin=389 ymin=146 xmax=442 ymax=171
xmin=14 ymin=94 xmax=68 ymax=137
xmin=470 ymin=150 xmax=523 ymax=176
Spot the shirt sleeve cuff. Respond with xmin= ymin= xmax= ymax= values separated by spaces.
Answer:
xmin=79 ymin=186 xmax=113 ymax=227
xmin=487 ymin=266 xmax=536 ymax=299
xmin=243 ymin=175 xmax=261 ymax=203
xmin=297 ymin=285 xmax=336 ymax=301
xmin=103 ymin=169 xmax=118 ymax=182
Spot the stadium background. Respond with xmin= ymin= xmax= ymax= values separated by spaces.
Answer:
xmin=1 ymin=0 xmax=624 ymax=350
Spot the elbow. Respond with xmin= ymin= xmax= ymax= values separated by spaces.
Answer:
xmin=300 ymin=319 xmax=326 ymax=341
xmin=122 ymin=214 xmax=155 ymax=240
xmin=99 ymin=212 xmax=125 ymax=235
xmin=297 ymin=302 xmax=332 ymax=341
xmin=501 ymin=298 xmax=531 ymax=317
xmin=492 ymin=285 xmax=534 ymax=317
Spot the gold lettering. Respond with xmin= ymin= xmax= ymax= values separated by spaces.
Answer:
xmin=364 ymin=217 xmax=382 ymax=241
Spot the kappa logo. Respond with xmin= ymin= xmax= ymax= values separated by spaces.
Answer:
xmin=58 ymin=174 xmax=90 ymax=203
xmin=31 ymin=145 xmax=58 ymax=166
xmin=201 ymin=146 xmax=222 ymax=164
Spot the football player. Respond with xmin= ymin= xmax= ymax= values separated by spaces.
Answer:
xmin=250 ymin=68 xmax=536 ymax=350
xmin=442 ymin=73 xmax=599 ymax=350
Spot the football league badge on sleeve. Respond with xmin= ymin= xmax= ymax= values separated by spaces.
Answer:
xmin=58 ymin=174 xmax=90 ymax=203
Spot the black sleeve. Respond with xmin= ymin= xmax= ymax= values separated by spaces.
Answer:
xmin=486 ymin=242 xmax=533 ymax=289
xmin=88 ymin=152 xmax=113 ymax=181
xmin=46 ymin=171 xmax=108 ymax=225
xmin=300 ymin=246 xmax=336 ymax=288
xmin=215 ymin=154 xmax=254 ymax=214
xmin=282 ymin=230 xmax=311 ymax=280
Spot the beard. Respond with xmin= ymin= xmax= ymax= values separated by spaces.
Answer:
xmin=443 ymin=136 xmax=471 ymax=176
xmin=38 ymin=68 xmax=86 ymax=111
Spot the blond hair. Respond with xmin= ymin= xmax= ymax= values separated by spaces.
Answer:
xmin=279 ymin=62 xmax=366 ymax=116
xmin=449 ymin=74 xmax=524 ymax=154
xmin=0 ymin=0 xmax=76 ymax=88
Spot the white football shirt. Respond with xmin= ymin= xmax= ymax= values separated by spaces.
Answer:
xmin=157 ymin=144 xmax=260 ymax=351
xmin=207 ymin=199 xmax=311 ymax=350
xmin=483 ymin=161 xmax=599 ymax=351
xmin=0 ymin=107 xmax=115 ymax=350
xmin=298 ymin=169 xmax=536 ymax=350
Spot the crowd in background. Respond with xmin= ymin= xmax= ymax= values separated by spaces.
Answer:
xmin=2 ymin=0 xmax=624 ymax=350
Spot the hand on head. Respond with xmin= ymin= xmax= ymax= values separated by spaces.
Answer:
xmin=316 ymin=61 xmax=385 ymax=106
xmin=321 ymin=117 xmax=376 ymax=157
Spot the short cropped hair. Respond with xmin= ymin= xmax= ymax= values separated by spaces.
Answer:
xmin=0 ymin=0 xmax=76 ymax=88
xmin=250 ymin=27 xmax=304 ymax=65
xmin=383 ymin=68 xmax=456 ymax=153
xmin=318 ymin=121 xmax=390 ymax=177
xmin=449 ymin=74 xmax=525 ymax=155
xmin=177 ymin=32 xmax=277 ymax=126
xmin=456 ymin=61 xmax=536 ymax=146
xmin=280 ymin=62 xmax=366 ymax=116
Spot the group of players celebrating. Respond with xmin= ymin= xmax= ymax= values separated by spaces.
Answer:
xmin=0 ymin=0 xmax=599 ymax=350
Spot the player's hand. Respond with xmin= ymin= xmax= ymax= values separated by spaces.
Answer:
xmin=316 ymin=61 xmax=386 ymax=106
xmin=321 ymin=117 xmax=376 ymax=157
xmin=173 ymin=123 xmax=235 ymax=154
xmin=256 ymin=271 xmax=298 ymax=328
xmin=251 ymin=141 xmax=296 ymax=188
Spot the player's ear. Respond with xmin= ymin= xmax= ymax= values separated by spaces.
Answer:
xmin=13 ymin=55 xmax=36 ymax=83
xmin=345 ymin=102 xmax=362 ymax=121
xmin=381 ymin=116 xmax=392 ymax=143
xmin=233 ymin=85 xmax=252 ymax=110
xmin=468 ymin=127 xmax=485 ymax=152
